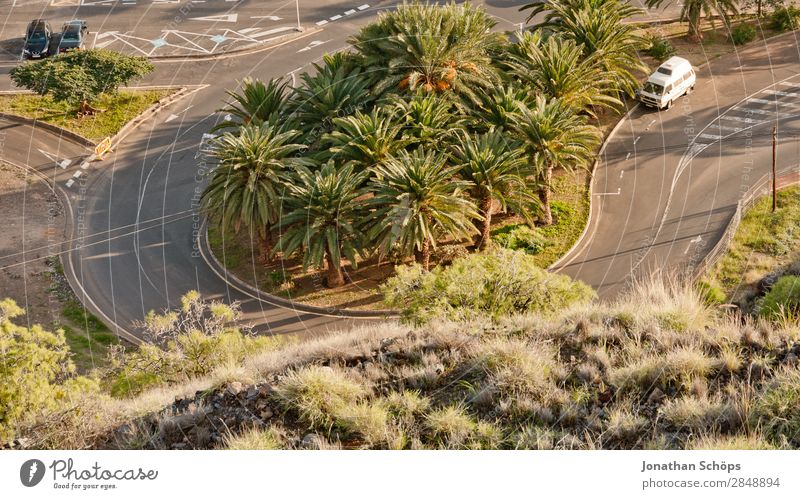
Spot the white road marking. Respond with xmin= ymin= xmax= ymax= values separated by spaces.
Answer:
xmin=72 ymin=171 xmax=82 ymax=178
xmin=732 ymin=107 xmax=783 ymax=117
xmin=619 ymin=170 xmax=624 ymax=179
xmin=344 ymin=9 xmax=356 ymax=15
xmin=250 ymin=16 xmax=282 ymax=21
xmin=625 ymin=152 xmax=630 ymax=160
xmin=683 ymin=235 xmax=703 ymax=254
xmin=298 ymin=39 xmax=328 ymax=52
xmin=720 ymin=115 xmax=764 ymax=125
xmin=330 ymin=14 xmax=342 ymax=20
xmin=238 ymin=27 xmax=259 ymax=34
xmin=250 ymin=26 xmax=294 ymax=38
xmin=633 ymin=136 xmax=640 ymax=145
xmin=594 ymin=187 xmax=621 ymax=196
xmin=647 ymin=119 xmax=656 ymax=128
xmin=65 ymin=179 xmax=74 ymax=188
xmin=712 ymin=124 xmax=742 ymax=132
xmin=699 ymin=133 xmax=723 ymax=140
xmin=764 ymin=89 xmax=800 ymax=98
xmin=316 ymin=20 xmax=329 ymax=26
xmin=59 ymin=159 xmax=72 ymax=169
xmin=748 ymin=97 xmax=800 ymax=109
xmin=189 ymin=13 xmax=238 ymax=22
xmin=358 ymin=4 xmax=369 ymax=10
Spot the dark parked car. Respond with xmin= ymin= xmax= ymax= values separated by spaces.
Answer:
xmin=58 ymin=20 xmax=88 ymax=53
xmin=23 ymin=19 xmax=52 ymax=59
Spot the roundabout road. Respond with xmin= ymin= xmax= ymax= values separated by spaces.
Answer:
xmin=0 ymin=0 xmax=755 ymax=342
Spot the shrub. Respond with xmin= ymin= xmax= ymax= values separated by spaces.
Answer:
xmin=604 ymin=406 xmax=648 ymax=445
xmin=0 ymin=299 xmax=96 ymax=441
xmin=334 ymin=402 xmax=392 ymax=445
xmin=491 ymin=224 xmax=548 ymax=255
xmin=760 ymin=275 xmax=800 ymax=321
xmin=610 ymin=346 xmax=717 ymax=393
xmin=382 ymin=249 xmax=597 ymax=323
xmin=223 ymin=426 xmax=286 ymax=450
xmin=697 ymin=281 xmax=726 ymax=306
xmin=771 ymin=5 xmax=800 ymax=31
xmin=426 ymin=405 xmax=476 ymax=448
xmin=106 ymin=292 xmax=284 ymax=397
xmin=645 ymin=34 xmax=676 ymax=62
xmin=272 ymin=366 xmax=369 ymax=429
xmin=472 ymin=339 xmax=558 ymax=400
xmin=688 ymin=433 xmax=777 ymax=450
xmin=751 ymin=367 xmax=800 ymax=445
xmin=730 ymin=23 xmax=757 ymax=45
xmin=659 ymin=396 xmax=730 ymax=431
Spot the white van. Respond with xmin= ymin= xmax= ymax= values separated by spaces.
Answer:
xmin=637 ymin=56 xmax=696 ymax=110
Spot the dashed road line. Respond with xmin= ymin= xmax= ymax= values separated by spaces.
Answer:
xmin=699 ymin=133 xmax=723 ymax=140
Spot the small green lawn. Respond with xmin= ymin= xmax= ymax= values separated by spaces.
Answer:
xmin=703 ymin=186 xmax=800 ymax=307
xmin=0 ymin=89 xmax=173 ymax=142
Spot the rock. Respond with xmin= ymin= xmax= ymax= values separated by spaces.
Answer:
xmin=226 ymin=381 xmax=243 ymax=396
xmin=259 ymin=408 xmax=274 ymax=420
xmin=785 ymin=352 xmax=798 ymax=366
xmin=258 ymin=384 xmax=272 ymax=397
xmin=647 ymin=388 xmax=665 ymax=405
xmin=301 ymin=433 xmax=320 ymax=449
xmin=171 ymin=442 xmax=188 ymax=450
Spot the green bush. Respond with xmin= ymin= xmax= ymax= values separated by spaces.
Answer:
xmin=106 ymin=291 xmax=286 ymax=397
xmin=751 ymin=367 xmax=800 ymax=445
xmin=730 ymin=23 xmax=757 ymax=45
xmin=759 ymin=275 xmax=800 ymax=321
xmin=382 ymin=249 xmax=597 ymax=323
xmin=697 ymin=281 xmax=727 ymax=306
xmin=0 ymin=299 xmax=96 ymax=441
xmin=645 ymin=34 xmax=676 ymax=62
xmin=771 ymin=5 xmax=800 ymax=31
xmin=492 ymin=224 xmax=548 ymax=254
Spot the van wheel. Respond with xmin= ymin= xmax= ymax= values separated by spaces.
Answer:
xmin=664 ymin=100 xmax=672 ymax=110
xmin=686 ymin=85 xmax=694 ymax=96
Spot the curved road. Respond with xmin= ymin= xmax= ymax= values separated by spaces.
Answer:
xmin=1 ymin=0 xmax=788 ymax=342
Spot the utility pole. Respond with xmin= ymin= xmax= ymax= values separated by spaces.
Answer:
xmin=295 ymin=0 xmax=302 ymax=31
xmin=772 ymin=125 xmax=777 ymax=213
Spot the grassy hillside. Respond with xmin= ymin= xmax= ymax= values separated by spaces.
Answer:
xmin=11 ymin=277 xmax=800 ymax=450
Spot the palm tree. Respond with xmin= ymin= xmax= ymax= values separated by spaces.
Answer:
xmin=214 ymin=77 xmax=291 ymax=132
xmin=646 ymin=0 xmax=738 ymax=41
xmin=275 ymin=163 xmax=369 ymax=288
xmin=391 ymin=92 xmax=464 ymax=144
xmin=323 ymin=108 xmax=412 ymax=169
xmin=450 ymin=131 xmax=539 ymax=250
xmin=200 ymin=124 xmax=308 ymax=262
xmin=523 ymin=0 xmax=648 ymax=97
xmin=367 ymin=148 xmax=480 ymax=270
xmin=472 ymin=84 xmax=531 ymax=132
xmin=511 ymin=96 xmax=600 ymax=226
xmin=288 ymin=53 xmax=373 ymax=142
xmin=506 ymin=32 xmax=620 ymax=116
xmin=349 ymin=1 xmax=503 ymax=103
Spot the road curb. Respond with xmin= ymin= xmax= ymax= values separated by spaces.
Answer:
xmin=197 ymin=219 xmax=399 ymax=320
xmin=0 ymin=112 xmax=95 ymax=148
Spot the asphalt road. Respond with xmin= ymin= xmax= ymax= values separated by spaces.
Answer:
xmin=0 ymin=0 xmax=759 ymax=343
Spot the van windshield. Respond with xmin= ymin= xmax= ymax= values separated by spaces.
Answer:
xmin=643 ymin=81 xmax=665 ymax=95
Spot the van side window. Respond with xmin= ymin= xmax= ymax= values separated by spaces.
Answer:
xmin=665 ymin=84 xmax=673 ymax=93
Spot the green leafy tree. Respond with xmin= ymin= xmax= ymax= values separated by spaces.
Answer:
xmin=349 ymin=1 xmax=502 ymax=102
xmin=275 ymin=163 xmax=370 ymax=288
xmin=451 ymin=131 xmax=538 ymax=249
xmin=523 ymin=0 xmax=648 ymax=96
xmin=367 ymin=148 xmax=480 ymax=270
xmin=472 ymin=84 xmax=531 ymax=132
xmin=511 ymin=96 xmax=600 ymax=226
xmin=9 ymin=49 xmax=153 ymax=114
xmin=215 ymin=77 xmax=291 ymax=132
xmin=324 ymin=108 xmax=412 ymax=169
xmin=507 ymin=32 xmax=620 ymax=115
xmin=200 ymin=125 xmax=308 ymax=262
xmin=646 ymin=0 xmax=739 ymax=40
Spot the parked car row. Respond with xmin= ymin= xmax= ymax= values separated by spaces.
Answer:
xmin=22 ymin=19 xmax=88 ymax=59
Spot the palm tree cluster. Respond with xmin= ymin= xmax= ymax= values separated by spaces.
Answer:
xmin=201 ymin=1 xmax=643 ymax=288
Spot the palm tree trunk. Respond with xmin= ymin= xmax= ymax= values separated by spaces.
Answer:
xmin=476 ymin=195 xmax=493 ymax=250
xmin=688 ymin=12 xmax=703 ymax=42
xmin=325 ymin=250 xmax=345 ymax=288
xmin=258 ymin=225 xmax=273 ymax=264
xmin=419 ymin=239 xmax=432 ymax=271
xmin=538 ymin=164 xmax=554 ymax=226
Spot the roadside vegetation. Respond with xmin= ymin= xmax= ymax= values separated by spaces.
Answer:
xmin=702 ymin=186 xmax=800 ymax=315
xmin=4 ymin=272 xmax=800 ymax=450
xmin=201 ymin=0 xmax=646 ymax=307
xmin=0 ymin=89 xmax=172 ymax=142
